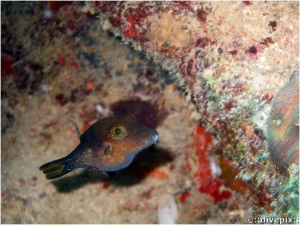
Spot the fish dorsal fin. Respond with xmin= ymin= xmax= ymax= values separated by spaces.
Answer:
xmin=122 ymin=112 xmax=137 ymax=123
xmin=71 ymin=120 xmax=82 ymax=139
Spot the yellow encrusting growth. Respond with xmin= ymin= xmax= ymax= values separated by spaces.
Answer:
xmin=147 ymin=13 xmax=192 ymax=48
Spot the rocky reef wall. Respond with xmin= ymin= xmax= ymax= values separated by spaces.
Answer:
xmin=90 ymin=1 xmax=299 ymax=219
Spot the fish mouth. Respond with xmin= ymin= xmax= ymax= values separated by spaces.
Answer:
xmin=151 ymin=130 xmax=159 ymax=144
xmin=138 ymin=127 xmax=159 ymax=145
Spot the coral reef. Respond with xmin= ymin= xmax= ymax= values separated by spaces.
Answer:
xmin=3 ymin=2 xmax=238 ymax=223
xmin=90 ymin=0 xmax=299 ymax=219
xmin=1 ymin=1 xmax=299 ymax=223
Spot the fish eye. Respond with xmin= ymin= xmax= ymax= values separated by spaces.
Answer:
xmin=111 ymin=125 xmax=127 ymax=140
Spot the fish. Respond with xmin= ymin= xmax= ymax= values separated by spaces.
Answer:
xmin=39 ymin=113 xmax=159 ymax=179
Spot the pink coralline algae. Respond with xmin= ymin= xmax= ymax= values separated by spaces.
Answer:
xmin=267 ymin=70 xmax=299 ymax=173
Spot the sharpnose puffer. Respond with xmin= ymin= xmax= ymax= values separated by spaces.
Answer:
xmin=39 ymin=113 xmax=159 ymax=179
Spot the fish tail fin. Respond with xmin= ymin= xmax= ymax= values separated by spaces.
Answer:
xmin=39 ymin=157 xmax=72 ymax=179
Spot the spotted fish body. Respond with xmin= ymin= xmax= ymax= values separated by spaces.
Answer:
xmin=39 ymin=113 xmax=159 ymax=179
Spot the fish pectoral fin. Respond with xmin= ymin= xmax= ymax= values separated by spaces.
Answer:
xmin=87 ymin=167 xmax=110 ymax=179
xmin=71 ymin=120 xmax=81 ymax=139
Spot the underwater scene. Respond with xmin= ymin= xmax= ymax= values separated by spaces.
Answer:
xmin=1 ymin=1 xmax=299 ymax=224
